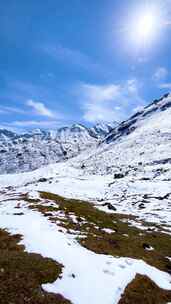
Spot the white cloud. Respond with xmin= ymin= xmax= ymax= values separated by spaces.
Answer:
xmin=76 ymin=79 xmax=145 ymax=123
xmin=152 ymin=67 xmax=171 ymax=90
xmin=80 ymin=83 xmax=121 ymax=103
xmin=83 ymin=102 xmax=121 ymax=123
xmin=153 ymin=67 xmax=168 ymax=81
xmin=159 ymin=83 xmax=171 ymax=89
xmin=27 ymin=99 xmax=55 ymax=118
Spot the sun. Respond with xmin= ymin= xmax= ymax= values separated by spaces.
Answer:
xmin=136 ymin=12 xmax=156 ymax=39
xmin=135 ymin=11 xmax=157 ymax=41
xmin=116 ymin=0 xmax=170 ymax=56
xmin=125 ymin=4 xmax=162 ymax=50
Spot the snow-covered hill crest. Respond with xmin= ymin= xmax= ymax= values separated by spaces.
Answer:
xmin=104 ymin=92 xmax=171 ymax=144
xmin=74 ymin=93 xmax=171 ymax=174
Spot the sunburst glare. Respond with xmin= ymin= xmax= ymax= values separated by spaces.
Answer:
xmin=136 ymin=11 xmax=157 ymax=40
xmin=129 ymin=6 xmax=161 ymax=48
xmin=119 ymin=1 xmax=171 ymax=53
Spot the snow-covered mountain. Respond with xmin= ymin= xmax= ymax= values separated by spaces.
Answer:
xmin=76 ymin=93 xmax=171 ymax=175
xmin=104 ymin=92 xmax=171 ymax=144
xmin=89 ymin=121 xmax=118 ymax=138
xmin=1 ymin=93 xmax=171 ymax=175
xmin=0 ymin=122 xmax=115 ymax=174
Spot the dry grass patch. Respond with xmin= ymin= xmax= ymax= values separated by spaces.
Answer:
xmin=26 ymin=192 xmax=171 ymax=275
xmin=119 ymin=274 xmax=171 ymax=304
xmin=0 ymin=229 xmax=71 ymax=304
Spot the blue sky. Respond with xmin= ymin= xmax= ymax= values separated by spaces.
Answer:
xmin=1 ymin=0 xmax=171 ymax=131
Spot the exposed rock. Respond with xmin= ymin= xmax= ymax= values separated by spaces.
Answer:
xmin=114 ymin=173 xmax=125 ymax=179
xmin=102 ymin=202 xmax=117 ymax=211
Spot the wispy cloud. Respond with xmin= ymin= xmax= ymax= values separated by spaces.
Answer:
xmin=0 ymin=78 xmax=64 ymax=118
xmin=27 ymin=99 xmax=55 ymax=118
xmin=75 ymin=79 xmax=145 ymax=123
xmin=0 ymin=79 xmax=71 ymax=130
xmin=165 ymin=20 xmax=171 ymax=26
xmin=11 ymin=120 xmax=59 ymax=127
xmin=159 ymin=83 xmax=171 ymax=89
xmin=1 ymin=79 xmax=60 ymax=106
xmin=152 ymin=67 xmax=168 ymax=82
xmin=41 ymin=44 xmax=103 ymax=73
xmin=161 ymin=0 xmax=171 ymax=28
xmin=0 ymin=105 xmax=26 ymax=115
xmin=152 ymin=66 xmax=171 ymax=90
xmin=0 ymin=120 xmax=62 ymax=132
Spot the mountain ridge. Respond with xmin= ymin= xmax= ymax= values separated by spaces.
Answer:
xmin=74 ymin=92 xmax=171 ymax=175
xmin=0 ymin=122 xmax=117 ymax=174
xmin=103 ymin=92 xmax=171 ymax=144
xmin=0 ymin=93 xmax=171 ymax=174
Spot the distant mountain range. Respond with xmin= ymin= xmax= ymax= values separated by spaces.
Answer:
xmin=0 ymin=122 xmax=117 ymax=174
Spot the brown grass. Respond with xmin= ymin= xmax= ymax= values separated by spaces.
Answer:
xmin=0 ymin=229 xmax=71 ymax=304
xmin=119 ymin=274 xmax=171 ymax=304
xmin=1 ymin=190 xmax=171 ymax=303
xmin=27 ymin=192 xmax=171 ymax=275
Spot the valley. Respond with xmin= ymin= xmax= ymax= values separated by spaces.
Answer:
xmin=0 ymin=93 xmax=171 ymax=303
